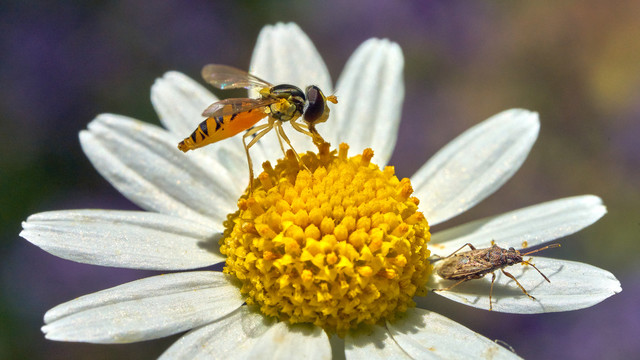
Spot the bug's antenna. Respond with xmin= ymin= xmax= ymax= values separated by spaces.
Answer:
xmin=521 ymin=243 xmax=561 ymax=257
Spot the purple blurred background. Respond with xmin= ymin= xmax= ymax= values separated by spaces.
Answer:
xmin=1 ymin=1 xmax=639 ymax=358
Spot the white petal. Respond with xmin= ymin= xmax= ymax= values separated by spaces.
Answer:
xmin=249 ymin=22 xmax=332 ymax=156
xmin=250 ymin=22 xmax=332 ymax=94
xmin=20 ymin=210 xmax=223 ymax=270
xmin=151 ymin=71 xmax=218 ymax=136
xmin=431 ymin=257 xmax=621 ymax=313
xmin=151 ymin=72 xmax=261 ymax=185
xmin=330 ymin=39 xmax=404 ymax=166
xmin=80 ymin=114 xmax=243 ymax=225
xmin=42 ymin=272 xmax=244 ymax=343
xmin=345 ymin=324 xmax=410 ymax=360
xmin=430 ymin=195 xmax=607 ymax=256
xmin=159 ymin=307 xmax=275 ymax=360
xmin=412 ymin=109 xmax=540 ymax=226
xmin=248 ymin=322 xmax=331 ymax=360
xmin=387 ymin=308 xmax=521 ymax=359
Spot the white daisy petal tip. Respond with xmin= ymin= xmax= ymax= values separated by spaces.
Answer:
xmin=386 ymin=309 xmax=522 ymax=359
xmin=489 ymin=108 xmax=540 ymax=134
xmin=330 ymin=37 xmax=404 ymax=166
xmin=431 ymin=194 xmax=609 ymax=255
xmin=150 ymin=71 xmax=217 ymax=135
xmin=501 ymin=108 xmax=540 ymax=148
xmin=250 ymin=22 xmax=331 ymax=92
xmin=430 ymin=257 xmax=621 ymax=314
xmin=247 ymin=22 xmax=333 ymax=155
xmin=503 ymin=108 xmax=539 ymax=122
xmin=20 ymin=210 xmax=223 ymax=270
xmin=413 ymin=107 xmax=542 ymax=225
xmin=483 ymin=108 xmax=541 ymax=147
xmin=79 ymin=113 xmax=239 ymax=225
xmin=589 ymin=194 xmax=607 ymax=216
xmin=355 ymin=37 xmax=403 ymax=61
xmin=150 ymin=71 xmax=181 ymax=107
xmin=82 ymin=113 xmax=133 ymax=133
xmin=41 ymin=272 xmax=244 ymax=344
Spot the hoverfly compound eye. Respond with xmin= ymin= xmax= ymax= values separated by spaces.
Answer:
xmin=303 ymin=85 xmax=327 ymax=124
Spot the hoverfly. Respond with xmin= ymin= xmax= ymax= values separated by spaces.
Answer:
xmin=433 ymin=242 xmax=560 ymax=311
xmin=178 ymin=64 xmax=338 ymax=192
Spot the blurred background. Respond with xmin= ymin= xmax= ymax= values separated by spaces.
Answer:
xmin=1 ymin=1 xmax=638 ymax=358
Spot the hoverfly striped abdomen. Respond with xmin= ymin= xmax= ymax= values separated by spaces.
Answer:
xmin=178 ymin=119 xmax=214 ymax=151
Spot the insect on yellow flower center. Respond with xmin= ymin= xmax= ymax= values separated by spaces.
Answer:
xmin=220 ymin=143 xmax=432 ymax=334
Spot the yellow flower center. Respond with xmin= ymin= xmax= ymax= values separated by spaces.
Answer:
xmin=220 ymin=143 xmax=432 ymax=334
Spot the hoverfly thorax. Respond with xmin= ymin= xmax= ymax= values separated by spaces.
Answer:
xmin=267 ymin=84 xmax=306 ymax=122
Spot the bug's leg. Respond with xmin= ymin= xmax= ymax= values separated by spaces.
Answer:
xmin=521 ymin=259 xmax=551 ymax=283
xmin=441 ymin=243 xmax=477 ymax=259
xmin=489 ymin=272 xmax=496 ymax=311
xmin=501 ymin=269 xmax=536 ymax=300
xmin=243 ymin=121 xmax=274 ymax=193
xmin=433 ymin=278 xmax=469 ymax=292
xmin=275 ymin=122 xmax=311 ymax=173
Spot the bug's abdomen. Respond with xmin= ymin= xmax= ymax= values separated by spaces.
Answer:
xmin=178 ymin=110 xmax=266 ymax=152
xmin=437 ymin=255 xmax=490 ymax=280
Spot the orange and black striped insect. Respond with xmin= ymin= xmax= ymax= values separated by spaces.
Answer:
xmin=178 ymin=64 xmax=338 ymax=192
xmin=434 ymin=243 xmax=560 ymax=311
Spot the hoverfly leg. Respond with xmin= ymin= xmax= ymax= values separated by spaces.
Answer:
xmin=274 ymin=122 xmax=311 ymax=173
xmin=274 ymin=123 xmax=287 ymax=156
xmin=290 ymin=119 xmax=326 ymax=146
xmin=246 ymin=125 xmax=259 ymax=140
xmin=243 ymin=121 xmax=274 ymax=194
xmin=289 ymin=119 xmax=313 ymax=137
xmin=245 ymin=120 xmax=274 ymax=148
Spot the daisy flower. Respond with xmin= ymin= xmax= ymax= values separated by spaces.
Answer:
xmin=21 ymin=23 xmax=621 ymax=359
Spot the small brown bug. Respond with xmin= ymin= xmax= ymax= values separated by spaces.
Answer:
xmin=433 ymin=242 xmax=560 ymax=311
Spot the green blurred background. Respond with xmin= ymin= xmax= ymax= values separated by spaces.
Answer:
xmin=1 ymin=1 xmax=638 ymax=358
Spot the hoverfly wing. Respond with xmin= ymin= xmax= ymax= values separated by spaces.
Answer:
xmin=201 ymin=64 xmax=272 ymax=90
xmin=201 ymin=97 xmax=278 ymax=118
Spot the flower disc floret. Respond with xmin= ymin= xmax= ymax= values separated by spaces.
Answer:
xmin=220 ymin=143 xmax=432 ymax=334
